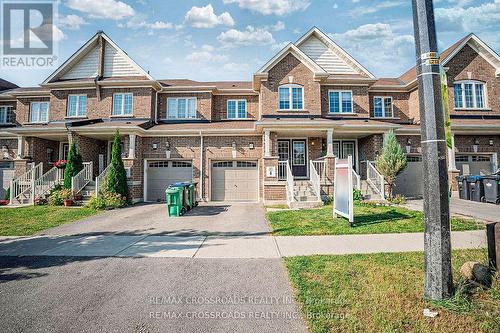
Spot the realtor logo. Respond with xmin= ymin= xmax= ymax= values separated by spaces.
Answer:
xmin=1 ymin=0 xmax=58 ymax=68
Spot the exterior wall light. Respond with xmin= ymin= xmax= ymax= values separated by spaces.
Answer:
xmin=2 ymin=145 xmax=9 ymax=159
xmin=165 ymin=141 xmax=171 ymax=159
xmin=405 ymin=138 xmax=412 ymax=154
xmin=489 ymin=138 xmax=494 ymax=146
xmin=473 ymin=138 xmax=479 ymax=153
xmin=249 ymin=142 xmax=255 ymax=150
xmin=232 ymin=141 xmax=237 ymax=158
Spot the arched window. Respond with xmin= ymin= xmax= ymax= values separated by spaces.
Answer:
xmin=278 ymin=84 xmax=303 ymax=110
xmin=453 ymin=80 xmax=486 ymax=109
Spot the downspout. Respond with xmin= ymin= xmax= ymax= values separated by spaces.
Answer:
xmin=199 ymin=130 xmax=204 ymax=201
xmin=154 ymin=89 xmax=159 ymax=124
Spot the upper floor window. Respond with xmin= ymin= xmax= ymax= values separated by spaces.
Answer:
xmin=67 ymin=95 xmax=87 ymax=117
xmin=227 ymin=99 xmax=247 ymax=119
xmin=373 ymin=96 xmax=393 ymax=118
xmin=329 ymin=90 xmax=353 ymax=113
xmin=279 ymin=84 xmax=303 ymax=110
xmin=30 ymin=102 xmax=49 ymax=123
xmin=167 ymin=97 xmax=197 ymax=119
xmin=112 ymin=93 xmax=133 ymax=116
xmin=453 ymin=81 xmax=486 ymax=109
xmin=0 ymin=106 xmax=14 ymax=124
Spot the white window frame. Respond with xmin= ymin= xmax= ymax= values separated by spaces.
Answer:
xmin=112 ymin=93 xmax=134 ymax=116
xmin=30 ymin=101 xmax=49 ymax=123
xmin=165 ymin=97 xmax=197 ymax=119
xmin=373 ymin=96 xmax=393 ymax=118
xmin=226 ymin=99 xmax=247 ymax=119
xmin=67 ymin=94 xmax=87 ymax=118
xmin=453 ymin=80 xmax=487 ymax=110
xmin=278 ymin=84 xmax=304 ymax=111
xmin=0 ymin=106 xmax=13 ymax=124
xmin=328 ymin=90 xmax=354 ymax=114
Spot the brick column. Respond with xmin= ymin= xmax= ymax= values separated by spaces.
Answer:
xmin=13 ymin=159 xmax=29 ymax=177
xmin=263 ymin=156 xmax=279 ymax=181
xmin=322 ymin=156 xmax=335 ymax=197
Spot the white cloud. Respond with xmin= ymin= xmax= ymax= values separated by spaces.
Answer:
xmin=118 ymin=13 xmax=173 ymax=30
xmin=340 ymin=23 xmax=393 ymax=41
xmin=66 ymin=0 xmax=135 ymax=20
xmin=223 ymin=0 xmax=310 ymax=16
xmin=184 ymin=4 xmax=235 ymax=28
xmin=350 ymin=1 xmax=405 ymax=16
xmin=217 ymin=26 xmax=275 ymax=47
xmin=435 ymin=0 xmax=500 ymax=32
xmin=271 ymin=21 xmax=285 ymax=31
xmin=58 ymin=14 xmax=87 ymax=30
xmin=271 ymin=40 xmax=291 ymax=50
xmin=186 ymin=45 xmax=228 ymax=62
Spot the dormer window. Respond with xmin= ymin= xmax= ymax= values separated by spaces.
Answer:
xmin=279 ymin=84 xmax=303 ymax=110
xmin=453 ymin=81 xmax=486 ymax=109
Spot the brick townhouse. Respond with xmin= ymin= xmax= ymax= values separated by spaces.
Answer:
xmin=0 ymin=27 xmax=499 ymax=206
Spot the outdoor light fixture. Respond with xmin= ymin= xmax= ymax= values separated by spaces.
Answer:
xmin=405 ymin=138 xmax=412 ymax=154
xmin=473 ymin=138 xmax=479 ymax=153
xmin=232 ymin=141 xmax=237 ymax=158
xmin=1 ymin=145 xmax=8 ymax=159
xmin=165 ymin=141 xmax=171 ymax=159
xmin=249 ymin=142 xmax=255 ymax=150
xmin=152 ymin=143 xmax=158 ymax=150
xmin=489 ymin=138 xmax=494 ymax=146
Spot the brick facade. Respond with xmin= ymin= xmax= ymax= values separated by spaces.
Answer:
xmin=27 ymin=137 xmax=60 ymax=172
xmin=212 ymin=94 xmax=259 ymax=121
xmin=15 ymin=97 xmax=50 ymax=124
xmin=321 ymin=86 xmax=369 ymax=117
xmin=69 ymin=132 xmax=107 ymax=176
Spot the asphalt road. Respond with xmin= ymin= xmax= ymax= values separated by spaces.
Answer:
xmin=0 ymin=256 xmax=307 ymax=333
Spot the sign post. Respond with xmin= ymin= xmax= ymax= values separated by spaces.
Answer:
xmin=333 ymin=155 xmax=354 ymax=225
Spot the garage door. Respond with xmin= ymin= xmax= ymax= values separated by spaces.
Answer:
xmin=456 ymin=155 xmax=494 ymax=175
xmin=211 ymin=161 xmax=258 ymax=201
xmin=147 ymin=160 xmax=193 ymax=202
xmin=394 ymin=155 xmax=423 ymax=198
xmin=0 ymin=161 xmax=14 ymax=199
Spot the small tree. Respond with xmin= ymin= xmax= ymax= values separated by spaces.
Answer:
xmin=106 ymin=130 xmax=128 ymax=199
xmin=64 ymin=142 xmax=84 ymax=189
xmin=375 ymin=130 xmax=407 ymax=200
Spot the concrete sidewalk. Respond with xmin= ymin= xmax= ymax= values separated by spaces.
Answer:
xmin=0 ymin=230 xmax=486 ymax=258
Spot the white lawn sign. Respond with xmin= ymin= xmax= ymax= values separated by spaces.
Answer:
xmin=333 ymin=155 xmax=354 ymax=225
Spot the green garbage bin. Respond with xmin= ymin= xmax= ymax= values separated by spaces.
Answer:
xmin=166 ymin=187 xmax=183 ymax=217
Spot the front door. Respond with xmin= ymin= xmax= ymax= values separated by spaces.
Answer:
xmin=278 ymin=139 xmax=308 ymax=178
xmin=333 ymin=140 xmax=356 ymax=171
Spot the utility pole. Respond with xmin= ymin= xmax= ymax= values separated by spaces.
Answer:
xmin=411 ymin=0 xmax=453 ymax=300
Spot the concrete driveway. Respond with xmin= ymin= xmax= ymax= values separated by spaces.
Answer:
xmin=41 ymin=202 xmax=270 ymax=237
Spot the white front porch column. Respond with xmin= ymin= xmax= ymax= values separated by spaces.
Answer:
xmin=264 ymin=130 xmax=271 ymax=158
xmin=128 ymin=134 xmax=136 ymax=159
xmin=16 ymin=136 xmax=25 ymax=159
xmin=326 ymin=129 xmax=334 ymax=157
xmin=447 ymin=134 xmax=458 ymax=171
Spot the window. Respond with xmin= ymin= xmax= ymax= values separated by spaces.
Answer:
xmin=167 ymin=97 xmax=197 ymax=119
xmin=30 ymin=102 xmax=49 ymax=123
xmin=373 ymin=96 xmax=393 ymax=118
xmin=329 ymin=91 xmax=353 ymax=113
xmin=0 ymin=106 xmax=13 ymax=124
xmin=237 ymin=161 xmax=257 ymax=168
xmin=407 ymin=155 xmax=422 ymax=162
xmin=453 ymin=81 xmax=486 ymax=109
xmin=172 ymin=161 xmax=192 ymax=168
xmin=278 ymin=85 xmax=303 ymax=110
xmin=149 ymin=161 xmax=169 ymax=168
xmin=67 ymin=95 xmax=87 ymax=117
xmin=213 ymin=161 xmax=233 ymax=168
xmin=227 ymin=100 xmax=247 ymax=119
xmin=112 ymin=93 xmax=133 ymax=116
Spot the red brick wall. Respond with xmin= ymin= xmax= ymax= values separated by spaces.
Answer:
xmin=321 ymin=85 xmax=369 ymax=117
xmin=358 ymin=134 xmax=384 ymax=178
xmin=70 ymin=133 xmax=107 ymax=176
xmin=27 ymin=137 xmax=60 ymax=172
xmin=264 ymin=185 xmax=286 ymax=201
xmin=212 ymin=94 xmax=258 ymax=121
xmin=16 ymin=97 xmax=50 ymax=124
xmin=408 ymin=89 xmax=420 ymax=124
xmin=368 ymin=91 xmax=411 ymax=123
xmin=455 ymin=135 xmax=500 ymax=166
xmin=157 ymin=92 xmax=212 ymax=120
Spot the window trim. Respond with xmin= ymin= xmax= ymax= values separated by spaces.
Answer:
xmin=0 ymin=106 xmax=14 ymax=124
xmin=373 ymin=96 xmax=394 ymax=118
xmin=165 ymin=97 xmax=198 ymax=119
xmin=66 ymin=94 xmax=87 ymax=118
xmin=328 ymin=90 xmax=354 ymax=114
xmin=453 ymin=80 xmax=487 ymax=110
xmin=278 ymin=84 xmax=304 ymax=111
xmin=226 ymin=99 xmax=247 ymax=119
xmin=29 ymin=101 xmax=49 ymax=123
xmin=112 ymin=93 xmax=134 ymax=116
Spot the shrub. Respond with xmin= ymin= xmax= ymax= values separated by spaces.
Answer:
xmin=390 ymin=194 xmax=407 ymax=205
xmin=48 ymin=190 xmax=63 ymax=206
xmin=85 ymin=195 xmax=107 ymax=210
xmin=323 ymin=196 xmax=333 ymax=205
xmin=64 ymin=142 xmax=84 ymax=189
xmin=106 ymin=130 xmax=129 ymax=199
xmin=85 ymin=191 xmax=126 ymax=210
xmin=60 ymin=189 xmax=73 ymax=200
xmin=375 ymin=130 xmax=407 ymax=200
xmin=353 ymin=189 xmax=363 ymax=202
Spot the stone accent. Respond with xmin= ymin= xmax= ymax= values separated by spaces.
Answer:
xmin=321 ymin=85 xmax=369 ymax=118
xmin=157 ymin=92 xmax=212 ymax=120
xmin=212 ymin=94 xmax=258 ymax=121
xmin=263 ymin=157 xmax=279 ymax=182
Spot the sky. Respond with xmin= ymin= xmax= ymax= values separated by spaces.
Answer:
xmin=2 ymin=0 xmax=499 ymax=87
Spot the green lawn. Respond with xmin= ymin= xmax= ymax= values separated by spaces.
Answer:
xmin=267 ymin=203 xmax=483 ymax=236
xmin=0 ymin=206 xmax=99 ymax=236
xmin=286 ymin=249 xmax=499 ymax=333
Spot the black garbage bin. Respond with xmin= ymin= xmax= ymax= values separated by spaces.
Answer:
xmin=482 ymin=175 xmax=500 ymax=204
xmin=456 ymin=175 xmax=468 ymax=200
xmin=467 ymin=175 xmax=484 ymax=202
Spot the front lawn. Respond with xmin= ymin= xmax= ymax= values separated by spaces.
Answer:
xmin=267 ymin=203 xmax=483 ymax=236
xmin=0 ymin=206 xmax=99 ymax=236
xmin=286 ymin=249 xmax=499 ymax=333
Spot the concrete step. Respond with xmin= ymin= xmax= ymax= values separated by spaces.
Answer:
xmin=290 ymin=200 xmax=323 ymax=209
xmin=294 ymin=195 xmax=319 ymax=202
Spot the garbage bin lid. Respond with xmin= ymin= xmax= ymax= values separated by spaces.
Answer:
xmin=166 ymin=187 xmax=181 ymax=193
xmin=482 ymin=175 xmax=500 ymax=180
xmin=172 ymin=182 xmax=191 ymax=187
xmin=466 ymin=175 xmax=483 ymax=181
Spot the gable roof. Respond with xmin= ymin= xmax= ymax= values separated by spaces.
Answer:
xmin=296 ymin=27 xmax=375 ymax=79
xmin=0 ymin=78 xmax=18 ymax=91
xmin=43 ymin=31 xmax=153 ymax=85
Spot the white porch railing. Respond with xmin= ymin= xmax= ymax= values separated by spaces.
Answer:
xmin=312 ymin=160 xmax=326 ymax=182
xmin=278 ymin=161 xmax=287 ymax=181
xmin=10 ymin=162 xmax=43 ymax=205
xmin=95 ymin=163 xmax=111 ymax=197
xmin=71 ymin=162 xmax=93 ymax=195
xmin=352 ymin=168 xmax=361 ymax=190
xmin=309 ymin=160 xmax=322 ymax=201
xmin=285 ymin=160 xmax=295 ymax=204
xmin=367 ymin=161 xmax=385 ymax=200
xmin=34 ymin=166 xmax=64 ymax=199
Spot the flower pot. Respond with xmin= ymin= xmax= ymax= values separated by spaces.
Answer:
xmin=63 ymin=199 xmax=74 ymax=207
xmin=0 ymin=200 xmax=9 ymax=206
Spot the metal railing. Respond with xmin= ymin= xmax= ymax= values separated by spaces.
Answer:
xmin=95 ymin=163 xmax=111 ymax=197
xmin=34 ymin=166 xmax=64 ymax=199
xmin=71 ymin=162 xmax=93 ymax=195
xmin=10 ymin=162 xmax=43 ymax=205
xmin=278 ymin=161 xmax=287 ymax=181
xmin=352 ymin=169 xmax=361 ymax=190
xmin=366 ymin=161 xmax=385 ymax=200
xmin=312 ymin=160 xmax=326 ymax=182
xmin=285 ymin=160 xmax=295 ymax=204
xmin=309 ymin=160 xmax=321 ymax=201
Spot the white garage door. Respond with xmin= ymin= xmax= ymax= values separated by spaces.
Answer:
xmin=394 ymin=155 xmax=423 ymax=198
xmin=211 ymin=161 xmax=258 ymax=201
xmin=456 ymin=154 xmax=494 ymax=175
xmin=0 ymin=162 xmax=14 ymax=199
xmin=147 ymin=160 xmax=193 ymax=202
